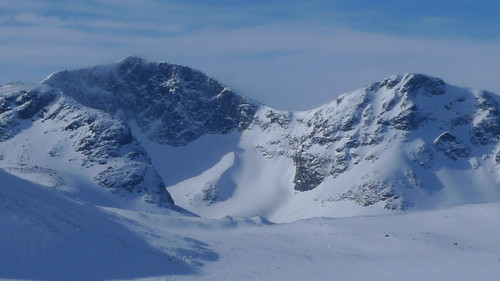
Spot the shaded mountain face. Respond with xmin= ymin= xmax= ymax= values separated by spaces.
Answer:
xmin=43 ymin=56 xmax=257 ymax=146
xmin=1 ymin=57 xmax=499 ymax=220
xmin=0 ymin=57 xmax=257 ymax=208
xmin=0 ymin=82 xmax=173 ymax=206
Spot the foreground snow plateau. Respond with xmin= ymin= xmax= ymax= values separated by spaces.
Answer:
xmin=1 ymin=169 xmax=499 ymax=281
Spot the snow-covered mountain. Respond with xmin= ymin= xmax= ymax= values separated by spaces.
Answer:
xmin=1 ymin=57 xmax=499 ymax=222
xmin=164 ymin=71 xmax=500 ymax=221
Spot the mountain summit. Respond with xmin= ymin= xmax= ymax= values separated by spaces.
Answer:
xmin=43 ymin=56 xmax=258 ymax=146
xmin=1 ymin=57 xmax=499 ymax=221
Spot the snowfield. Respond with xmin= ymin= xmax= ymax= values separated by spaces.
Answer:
xmin=1 ymin=169 xmax=499 ymax=281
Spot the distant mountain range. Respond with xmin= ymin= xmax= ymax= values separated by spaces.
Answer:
xmin=1 ymin=56 xmax=498 ymax=222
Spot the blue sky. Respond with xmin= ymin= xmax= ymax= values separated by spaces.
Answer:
xmin=0 ymin=0 xmax=499 ymax=110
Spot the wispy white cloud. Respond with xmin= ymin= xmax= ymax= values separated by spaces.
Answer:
xmin=421 ymin=17 xmax=457 ymax=24
xmin=5 ymin=12 xmax=183 ymax=34
xmin=0 ymin=15 xmax=10 ymax=23
xmin=14 ymin=13 xmax=66 ymax=26
xmin=0 ymin=2 xmax=498 ymax=110
xmin=0 ymin=0 xmax=47 ymax=11
xmin=85 ymin=19 xmax=184 ymax=33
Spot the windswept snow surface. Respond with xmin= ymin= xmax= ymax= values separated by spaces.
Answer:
xmin=1 ymin=169 xmax=499 ymax=281
xmin=0 ymin=169 xmax=216 ymax=281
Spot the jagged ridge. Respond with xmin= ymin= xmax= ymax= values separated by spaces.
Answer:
xmin=1 ymin=58 xmax=499 ymax=220
xmin=43 ymin=56 xmax=258 ymax=146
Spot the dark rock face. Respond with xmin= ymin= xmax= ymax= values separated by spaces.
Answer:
xmin=70 ymin=117 xmax=136 ymax=165
xmin=0 ymin=118 xmax=18 ymax=142
xmin=198 ymin=183 xmax=219 ymax=206
xmin=257 ymin=111 xmax=291 ymax=130
xmin=94 ymin=163 xmax=173 ymax=205
xmin=399 ymin=74 xmax=445 ymax=97
xmin=339 ymin=180 xmax=404 ymax=210
xmin=189 ymin=182 xmax=220 ymax=207
xmin=470 ymin=92 xmax=500 ymax=146
xmin=292 ymin=153 xmax=328 ymax=191
xmin=292 ymin=151 xmax=350 ymax=191
xmin=15 ymin=89 xmax=56 ymax=119
xmin=379 ymin=76 xmax=400 ymax=89
xmin=43 ymin=56 xmax=258 ymax=146
xmin=434 ymin=132 xmax=470 ymax=160
xmin=387 ymin=105 xmax=426 ymax=131
xmin=0 ymin=86 xmax=56 ymax=141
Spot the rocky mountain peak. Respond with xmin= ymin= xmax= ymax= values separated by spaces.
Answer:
xmin=42 ymin=58 xmax=259 ymax=146
xmin=117 ymin=55 xmax=147 ymax=66
xmin=247 ymin=73 xmax=499 ymax=212
xmin=373 ymin=73 xmax=445 ymax=95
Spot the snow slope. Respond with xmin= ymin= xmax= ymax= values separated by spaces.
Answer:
xmin=2 ymin=169 xmax=499 ymax=280
xmin=0 ymin=169 xmax=216 ymax=281
xmin=166 ymin=203 xmax=500 ymax=281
